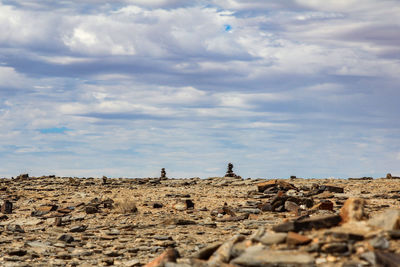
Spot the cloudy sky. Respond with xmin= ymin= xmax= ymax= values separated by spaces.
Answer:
xmin=0 ymin=0 xmax=399 ymax=178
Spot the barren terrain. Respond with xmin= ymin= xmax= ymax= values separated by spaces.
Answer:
xmin=0 ymin=175 xmax=400 ymax=266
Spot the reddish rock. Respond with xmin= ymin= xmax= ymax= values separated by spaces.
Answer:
xmin=144 ymin=247 xmax=180 ymax=267
xmin=340 ymin=198 xmax=368 ymax=223
xmin=286 ymin=232 xmax=312 ymax=246
xmin=256 ymin=180 xmax=296 ymax=192
xmin=311 ymin=200 xmax=334 ymax=211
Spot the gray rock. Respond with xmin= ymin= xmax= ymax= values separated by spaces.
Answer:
xmin=231 ymin=246 xmax=315 ymax=266
xmin=368 ymin=209 xmax=400 ymax=231
xmin=257 ymin=232 xmax=287 ymax=245
xmin=369 ymin=235 xmax=390 ymax=249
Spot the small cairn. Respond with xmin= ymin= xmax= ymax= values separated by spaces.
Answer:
xmin=160 ymin=168 xmax=167 ymax=180
xmin=102 ymin=176 xmax=107 ymax=185
xmin=224 ymin=163 xmax=241 ymax=179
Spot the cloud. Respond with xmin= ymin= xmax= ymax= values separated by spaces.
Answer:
xmin=0 ymin=0 xmax=399 ymax=178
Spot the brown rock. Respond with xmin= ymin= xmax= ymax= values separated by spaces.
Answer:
xmin=340 ymin=198 xmax=367 ymax=223
xmin=256 ymin=179 xmax=296 ymax=192
xmin=144 ymin=247 xmax=180 ymax=267
xmin=311 ymin=200 xmax=334 ymax=211
xmin=286 ymin=232 xmax=312 ymax=246
xmin=1 ymin=200 xmax=12 ymax=214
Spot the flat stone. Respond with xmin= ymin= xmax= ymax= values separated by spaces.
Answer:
xmin=273 ymin=214 xmax=341 ymax=232
xmin=286 ymin=232 xmax=312 ymax=246
xmin=231 ymin=246 xmax=315 ymax=267
xmin=257 ymin=232 xmax=287 ymax=245
xmin=368 ymin=209 xmax=400 ymax=230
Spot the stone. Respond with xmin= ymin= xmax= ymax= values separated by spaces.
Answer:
xmin=8 ymin=249 xmax=27 ymax=256
xmin=311 ymin=200 xmax=334 ymax=211
xmin=207 ymin=235 xmax=245 ymax=266
xmin=231 ymin=247 xmax=315 ymax=267
xmin=17 ymin=173 xmax=29 ymax=179
xmin=321 ymin=242 xmax=349 ymax=254
xmin=286 ymin=232 xmax=312 ymax=246
xmin=6 ymin=224 xmax=24 ymax=233
xmin=375 ymin=251 xmax=400 ymax=267
xmin=340 ymin=198 xmax=368 ymax=223
xmin=273 ymin=214 xmax=342 ymax=232
xmin=256 ymin=232 xmax=287 ymax=245
xmin=369 ymin=235 xmax=390 ymax=249
xmin=257 ymin=179 xmax=296 ymax=192
xmin=368 ymin=209 xmax=400 ymax=230
xmin=386 ymin=173 xmax=393 ymax=179
xmin=70 ymin=225 xmax=88 ymax=233
xmin=1 ymin=200 xmax=13 ymax=214
xmin=144 ymin=247 xmax=180 ymax=267
xmin=193 ymin=243 xmax=222 ymax=260
xmin=54 ymin=217 xmax=62 ymax=226
xmin=285 ymin=200 xmax=300 ymax=213
xmin=320 ymin=184 xmax=344 ymax=193
xmin=224 ymin=162 xmax=238 ymax=178
xmin=160 ymin=168 xmax=167 ymax=179
xmin=153 ymin=203 xmax=163 ymax=208
xmin=58 ymin=234 xmax=74 ymax=243
xmin=85 ymin=205 xmax=99 ymax=214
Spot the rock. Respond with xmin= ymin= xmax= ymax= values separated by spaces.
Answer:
xmin=321 ymin=242 xmax=348 ymax=254
xmin=286 ymin=232 xmax=312 ymax=246
xmin=375 ymin=251 xmax=400 ymax=267
xmin=70 ymin=225 xmax=88 ymax=233
xmin=231 ymin=246 xmax=315 ymax=267
xmin=256 ymin=232 xmax=287 ymax=245
xmin=369 ymin=235 xmax=390 ymax=249
xmin=17 ymin=173 xmax=29 ymax=179
xmin=6 ymin=224 xmax=25 ymax=233
xmin=8 ymin=249 xmax=27 ymax=256
xmin=54 ymin=217 xmax=63 ymax=226
xmin=368 ymin=209 xmax=400 ymax=230
xmin=256 ymin=179 xmax=296 ymax=192
xmin=285 ymin=200 xmax=300 ymax=213
xmin=340 ymin=198 xmax=367 ymax=223
xmin=58 ymin=234 xmax=74 ymax=243
xmin=273 ymin=214 xmax=342 ymax=232
xmin=85 ymin=205 xmax=99 ymax=214
xmin=192 ymin=243 xmax=222 ymax=260
xmin=1 ymin=200 xmax=13 ymax=214
xmin=320 ymin=185 xmax=344 ymax=193
xmin=173 ymin=199 xmax=194 ymax=211
xmin=153 ymin=203 xmax=163 ymax=208
xmin=144 ymin=247 xmax=180 ymax=267
xmin=216 ymin=213 xmax=249 ymax=222
xmin=311 ymin=200 xmax=334 ymax=211
xmin=207 ymin=235 xmax=245 ymax=266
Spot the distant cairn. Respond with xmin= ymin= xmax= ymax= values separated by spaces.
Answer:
xmin=224 ymin=163 xmax=241 ymax=179
xmin=160 ymin=168 xmax=167 ymax=180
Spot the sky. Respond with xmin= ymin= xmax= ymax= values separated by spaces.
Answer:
xmin=0 ymin=0 xmax=399 ymax=178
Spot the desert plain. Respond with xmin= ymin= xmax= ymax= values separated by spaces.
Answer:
xmin=0 ymin=173 xmax=400 ymax=266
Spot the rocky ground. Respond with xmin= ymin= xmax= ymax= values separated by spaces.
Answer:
xmin=0 ymin=175 xmax=400 ymax=266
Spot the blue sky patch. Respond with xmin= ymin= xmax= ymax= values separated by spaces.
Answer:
xmin=224 ymin=24 xmax=232 ymax=32
xmin=39 ymin=127 xmax=70 ymax=134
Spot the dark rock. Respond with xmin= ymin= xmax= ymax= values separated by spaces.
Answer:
xmin=6 ymin=224 xmax=24 ymax=233
xmin=273 ymin=214 xmax=341 ymax=232
xmin=320 ymin=185 xmax=344 ymax=193
xmin=8 ymin=249 xmax=27 ymax=256
xmin=85 ymin=205 xmax=98 ymax=214
xmin=321 ymin=242 xmax=348 ymax=254
xmin=1 ymin=200 xmax=13 ymax=214
xmin=153 ymin=203 xmax=163 ymax=208
xmin=70 ymin=225 xmax=88 ymax=233
xmin=58 ymin=234 xmax=74 ymax=243
xmin=54 ymin=217 xmax=62 ymax=226
xmin=193 ymin=243 xmax=222 ymax=260
xmin=375 ymin=251 xmax=400 ymax=267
